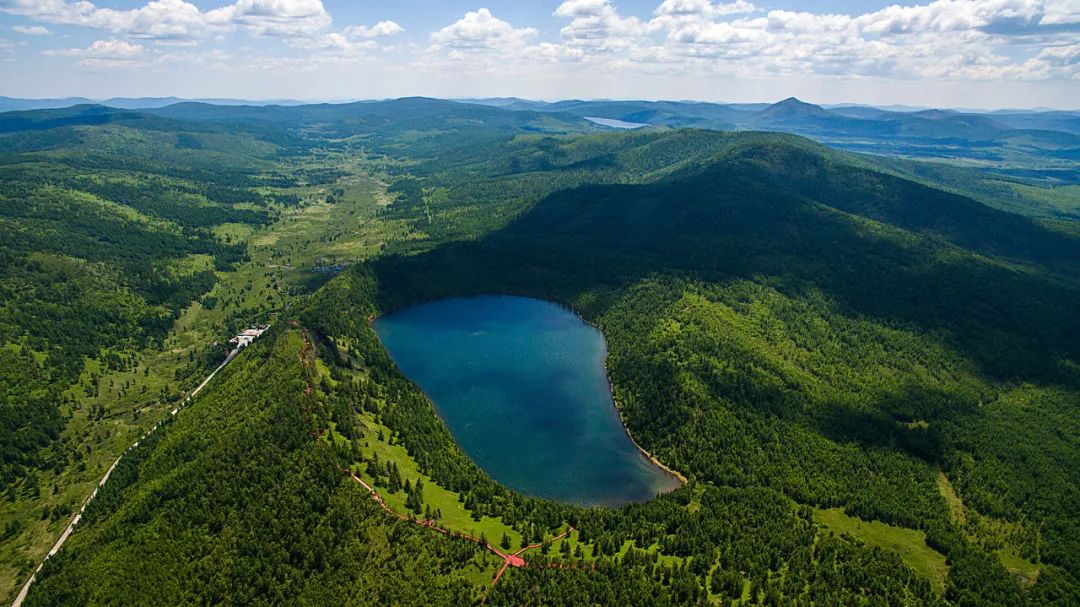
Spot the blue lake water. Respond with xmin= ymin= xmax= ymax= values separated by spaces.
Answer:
xmin=583 ymin=116 xmax=649 ymax=129
xmin=373 ymin=295 xmax=681 ymax=507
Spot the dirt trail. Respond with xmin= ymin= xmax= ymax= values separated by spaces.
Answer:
xmin=14 ymin=324 xmax=576 ymax=607
xmin=10 ymin=347 xmax=240 ymax=607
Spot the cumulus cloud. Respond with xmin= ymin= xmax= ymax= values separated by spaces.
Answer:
xmin=44 ymin=38 xmax=144 ymax=57
xmin=0 ymin=0 xmax=336 ymax=41
xmin=605 ymin=0 xmax=1078 ymax=81
xmin=414 ymin=1 xmax=1077 ymax=83
xmin=654 ymin=0 xmax=756 ymax=19
xmin=555 ymin=0 xmax=647 ymax=50
xmin=43 ymin=38 xmax=146 ymax=69
xmin=344 ymin=20 xmax=404 ymax=38
xmin=1043 ymin=0 xmax=1080 ymax=25
xmin=7 ymin=0 xmax=1080 ymax=85
xmin=214 ymin=0 xmax=331 ymax=38
xmin=430 ymin=8 xmax=537 ymax=50
xmin=1 ymin=0 xmax=223 ymax=41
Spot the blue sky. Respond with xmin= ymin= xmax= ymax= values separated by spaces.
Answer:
xmin=0 ymin=1 xmax=1077 ymax=108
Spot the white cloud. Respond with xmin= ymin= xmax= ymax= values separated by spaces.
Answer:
xmin=0 ymin=0 xmax=221 ymax=41
xmin=1037 ymin=43 xmax=1080 ymax=65
xmin=855 ymin=0 xmax=1052 ymax=36
xmin=555 ymin=0 xmax=647 ymax=50
xmin=654 ymin=0 xmax=756 ymax=19
xmin=5 ymin=0 xmax=1080 ymax=89
xmin=631 ymin=0 xmax=1079 ymax=82
xmin=217 ymin=0 xmax=331 ymax=38
xmin=554 ymin=0 xmax=610 ymax=18
xmin=0 ymin=0 xmax=336 ymax=41
xmin=344 ymin=20 xmax=403 ymax=39
xmin=1042 ymin=0 xmax=1080 ymax=25
xmin=285 ymin=19 xmax=401 ymax=55
xmin=45 ymin=38 xmax=145 ymax=57
xmin=43 ymin=38 xmax=146 ymax=69
xmin=430 ymin=8 xmax=537 ymax=50
xmin=12 ymin=25 xmax=52 ymax=35
xmin=418 ymin=1 xmax=1078 ymax=84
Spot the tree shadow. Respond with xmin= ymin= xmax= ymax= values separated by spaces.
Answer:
xmin=367 ymin=168 xmax=1079 ymax=390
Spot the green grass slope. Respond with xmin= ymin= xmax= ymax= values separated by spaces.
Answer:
xmin=24 ymin=328 xmax=489 ymax=606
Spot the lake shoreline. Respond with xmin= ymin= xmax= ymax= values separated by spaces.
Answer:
xmin=369 ymin=293 xmax=688 ymax=492
xmin=589 ymin=321 xmax=689 ymax=488
xmin=545 ymin=298 xmax=688 ymax=488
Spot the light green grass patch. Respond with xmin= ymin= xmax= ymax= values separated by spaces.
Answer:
xmin=997 ymin=549 xmax=1041 ymax=585
xmin=936 ymin=469 xmax=1041 ymax=584
xmin=936 ymin=469 xmax=966 ymax=525
xmin=814 ymin=507 xmax=948 ymax=593
xmin=351 ymin=413 xmax=523 ymax=550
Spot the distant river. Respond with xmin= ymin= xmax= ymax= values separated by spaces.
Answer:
xmin=373 ymin=296 xmax=681 ymax=507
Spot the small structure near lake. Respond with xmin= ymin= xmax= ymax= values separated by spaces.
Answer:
xmin=230 ymin=325 xmax=269 ymax=349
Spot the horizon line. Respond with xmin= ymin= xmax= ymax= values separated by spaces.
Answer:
xmin=0 ymin=94 xmax=1077 ymax=114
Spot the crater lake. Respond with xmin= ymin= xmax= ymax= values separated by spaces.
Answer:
xmin=373 ymin=295 xmax=682 ymax=507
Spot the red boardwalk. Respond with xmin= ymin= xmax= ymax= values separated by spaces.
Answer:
xmin=344 ymin=470 xmax=574 ymax=589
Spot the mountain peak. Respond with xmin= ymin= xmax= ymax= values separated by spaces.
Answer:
xmin=756 ymin=97 xmax=831 ymax=120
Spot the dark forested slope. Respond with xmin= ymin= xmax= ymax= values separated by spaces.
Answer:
xmin=359 ymin=132 xmax=1080 ymax=603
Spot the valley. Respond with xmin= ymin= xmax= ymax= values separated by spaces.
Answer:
xmin=0 ymin=142 xmax=406 ymax=603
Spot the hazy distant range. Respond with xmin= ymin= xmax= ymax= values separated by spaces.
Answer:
xmin=3 ymin=95 xmax=1076 ymax=183
xmin=0 ymin=95 xmax=1072 ymax=115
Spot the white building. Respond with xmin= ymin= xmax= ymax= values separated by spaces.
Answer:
xmin=230 ymin=325 xmax=269 ymax=349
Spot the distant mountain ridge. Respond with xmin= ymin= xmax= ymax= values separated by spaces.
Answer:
xmin=3 ymin=95 xmax=1075 ymax=116
xmin=1 ymin=95 xmax=1076 ymax=182
xmin=0 ymin=96 xmax=309 ymax=112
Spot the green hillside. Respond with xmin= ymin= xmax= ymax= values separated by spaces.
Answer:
xmin=24 ymin=327 xmax=492 ymax=606
xmin=3 ymin=102 xmax=1078 ymax=606
xmin=352 ymin=131 xmax=1079 ymax=604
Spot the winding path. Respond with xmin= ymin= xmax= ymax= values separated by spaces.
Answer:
xmin=10 ymin=346 xmax=242 ymax=607
xmin=345 ymin=471 xmax=573 ymax=588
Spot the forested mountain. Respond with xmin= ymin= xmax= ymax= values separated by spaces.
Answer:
xmin=507 ymin=97 xmax=1080 ymax=183
xmin=0 ymin=102 xmax=354 ymax=601
xmin=361 ymin=131 xmax=1080 ymax=593
xmin=2 ymin=99 xmax=1079 ymax=606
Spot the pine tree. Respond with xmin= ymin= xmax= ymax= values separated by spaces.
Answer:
xmin=412 ymin=479 xmax=423 ymax=513
xmin=387 ymin=462 xmax=401 ymax=493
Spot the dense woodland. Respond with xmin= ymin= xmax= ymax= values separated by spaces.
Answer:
xmin=2 ymin=100 xmax=1078 ymax=605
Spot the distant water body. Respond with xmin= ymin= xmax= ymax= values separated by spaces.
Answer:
xmin=373 ymin=295 xmax=681 ymax=507
xmin=584 ymin=116 xmax=649 ymax=129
